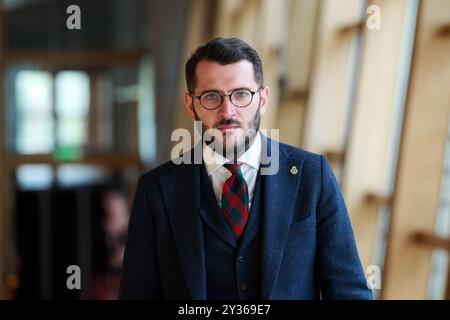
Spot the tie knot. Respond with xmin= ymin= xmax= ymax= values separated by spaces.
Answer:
xmin=224 ymin=162 xmax=242 ymax=175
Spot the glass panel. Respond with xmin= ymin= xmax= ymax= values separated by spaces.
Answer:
xmin=427 ymin=122 xmax=450 ymax=299
xmin=55 ymin=71 xmax=90 ymax=147
xmin=16 ymin=164 xmax=54 ymax=190
xmin=15 ymin=70 xmax=54 ymax=154
xmin=56 ymin=118 xmax=86 ymax=148
xmin=137 ymin=57 xmax=156 ymax=164
xmin=57 ymin=164 xmax=109 ymax=188
xmin=55 ymin=71 xmax=90 ymax=117
xmin=16 ymin=70 xmax=52 ymax=114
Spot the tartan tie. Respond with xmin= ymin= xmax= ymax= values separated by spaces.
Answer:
xmin=221 ymin=162 xmax=249 ymax=239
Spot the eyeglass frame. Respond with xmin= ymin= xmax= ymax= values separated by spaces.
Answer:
xmin=189 ymin=87 xmax=263 ymax=110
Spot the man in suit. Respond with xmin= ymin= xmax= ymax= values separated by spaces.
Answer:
xmin=119 ymin=38 xmax=373 ymax=300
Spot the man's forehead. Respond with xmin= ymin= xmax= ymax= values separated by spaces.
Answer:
xmin=195 ymin=59 xmax=257 ymax=89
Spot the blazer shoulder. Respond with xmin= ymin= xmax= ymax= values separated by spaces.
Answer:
xmin=139 ymin=158 xmax=179 ymax=184
xmin=138 ymin=150 xmax=198 ymax=184
xmin=277 ymin=140 xmax=323 ymax=163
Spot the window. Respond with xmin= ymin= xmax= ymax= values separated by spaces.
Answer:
xmin=14 ymin=69 xmax=90 ymax=155
xmin=15 ymin=70 xmax=53 ymax=154
xmin=55 ymin=71 xmax=90 ymax=148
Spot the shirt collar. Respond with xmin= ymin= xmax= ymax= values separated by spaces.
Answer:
xmin=203 ymin=131 xmax=262 ymax=176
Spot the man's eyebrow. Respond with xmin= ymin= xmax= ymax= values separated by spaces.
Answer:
xmin=198 ymin=87 xmax=252 ymax=95
xmin=197 ymin=88 xmax=221 ymax=95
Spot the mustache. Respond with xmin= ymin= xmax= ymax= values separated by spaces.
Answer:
xmin=214 ymin=118 xmax=242 ymax=128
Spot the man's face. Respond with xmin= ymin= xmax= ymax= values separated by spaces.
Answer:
xmin=184 ymin=59 xmax=269 ymax=157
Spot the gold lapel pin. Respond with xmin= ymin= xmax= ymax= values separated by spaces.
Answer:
xmin=290 ymin=165 xmax=298 ymax=175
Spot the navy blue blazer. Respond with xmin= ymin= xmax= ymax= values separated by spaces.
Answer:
xmin=119 ymin=135 xmax=373 ymax=300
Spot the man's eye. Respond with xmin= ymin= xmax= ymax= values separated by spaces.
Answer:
xmin=204 ymin=93 xmax=219 ymax=100
xmin=235 ymin=91 xmax=249 ymax=97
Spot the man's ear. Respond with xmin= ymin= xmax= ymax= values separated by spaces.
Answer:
xmin=184 ymin=93 xmax=196 ymax=120
xmin=259 ymin=86 xmax=270 ymax=115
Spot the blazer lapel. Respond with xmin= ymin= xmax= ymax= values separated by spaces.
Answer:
xmin=260 ymin=136 xmax=303 ymax=299
xmin=159 ymin=157 xmax=207 ymax=299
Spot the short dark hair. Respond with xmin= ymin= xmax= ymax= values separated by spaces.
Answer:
xmin=185 ymin=37 xmax=264 ymax=93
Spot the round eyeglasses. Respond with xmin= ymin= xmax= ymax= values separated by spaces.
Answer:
xmin=191 ymin=88 xmax=261 ymax=110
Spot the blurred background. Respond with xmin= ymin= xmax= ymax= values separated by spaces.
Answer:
xmin=0 ymin=0 xmax=449 ymax=300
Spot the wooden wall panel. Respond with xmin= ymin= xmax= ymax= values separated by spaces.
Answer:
xmin=0 ymin=2 xmax=14 ymax=299
xmin=214 ymin=0 xmax=259 ymax=44
xmin=343 ymin=0 xmax=415 ymax=272
xmin=382 ymin=0 xmax=450 ymax=299
xmin=277 ymin=0 xmax=319 ymax=147
xmin=303 ymin=0 xmax=364 ymax=155
xmin=0 ymin=1 xmax=6 ymax=299
xmin=254 ymin=0 xmax=289 ymax=131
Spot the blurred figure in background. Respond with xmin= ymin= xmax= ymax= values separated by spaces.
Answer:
xmin=93 ymin=190 xmax=129 ymax=300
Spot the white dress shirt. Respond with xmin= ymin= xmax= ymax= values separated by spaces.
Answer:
xmin=203 ymin=131 xmax=262 ymax=209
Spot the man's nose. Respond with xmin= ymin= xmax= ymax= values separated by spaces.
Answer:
xmin=218 ymin=95 xmax=236 ymax=117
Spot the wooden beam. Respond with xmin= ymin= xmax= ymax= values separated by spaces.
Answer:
xmin=338 ymin=21 xmax=364 ymax=36
xmin=286 ymin=89 xmax=309 ymax=101
xmin=4 ymin=49 xmax=143 ymax=68
xmin=412 ymin=231 xmax=450 ymax=251
xmin=0 ymin=0 xmax=7 ymax=299
xmin=436 ymin=23 xmax=450 ymax=37
xmin=323 ymin=150 xmax=345 ymax=164
xmin=6 ymin=153 xmax=143 ymax=171
xmin=382 ymin=0 xmax=450 ymax=299
xmin=0 ymin=1 xmax=16 ymax=299
xmin=364 ymin=193 xmax=393 ymax=209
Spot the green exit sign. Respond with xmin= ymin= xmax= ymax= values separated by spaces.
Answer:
xmin=53 ymin=146 xmax=82 ymax=162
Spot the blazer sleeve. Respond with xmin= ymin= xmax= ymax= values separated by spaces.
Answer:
xmin=315 ymin=156 xmax=373 ymax=300
xmin=119 ymin=175 xmax=162 ymax=299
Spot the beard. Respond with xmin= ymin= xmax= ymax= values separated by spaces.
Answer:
xmin=194 ymin=105 xmax=261 ymax=161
